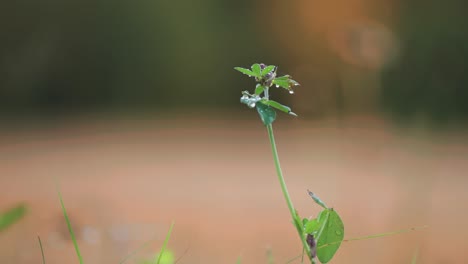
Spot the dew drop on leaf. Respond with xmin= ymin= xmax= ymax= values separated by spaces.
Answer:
xmin=248 ymin=102 xmax=256 ymax=108
xmin=289 ymin=90 xmax=294 ymax=94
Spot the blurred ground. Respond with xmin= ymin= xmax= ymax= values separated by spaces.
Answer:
xmin=1 ymin=113 xmax=468 ymax=264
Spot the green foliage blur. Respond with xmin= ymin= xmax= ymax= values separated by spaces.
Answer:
xmin=1 ymin=1 xmax=467 ymax=123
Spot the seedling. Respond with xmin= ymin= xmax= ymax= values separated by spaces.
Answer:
xmin=235 ymin=63 xmax=426 ymax=263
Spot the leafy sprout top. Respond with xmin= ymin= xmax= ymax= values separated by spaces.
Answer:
xmin=235 ymin=63 xmax=300 ymax=125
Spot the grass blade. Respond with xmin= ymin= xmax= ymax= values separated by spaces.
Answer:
xmin=410 ymin=247 xmax=419 ymax=264
xmin=57 ymin=188 xmax=84 ymax=264
xmin=38 ymin=235 xmax=46 ymax=264
xmin=119 ymin=238 xmax=155 ymax=264
xmin=154 ymin=221 xmax=175 ymax=264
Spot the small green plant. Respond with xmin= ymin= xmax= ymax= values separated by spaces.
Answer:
xmin=235 ymin=63 xmax=426 ymax=263
xmin=236 ymin=63 xmax=343 ymax=263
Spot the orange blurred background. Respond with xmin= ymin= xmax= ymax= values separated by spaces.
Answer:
xmin=1 ymin=1 xmax=468 ymax=263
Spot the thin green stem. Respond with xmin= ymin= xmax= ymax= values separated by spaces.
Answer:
xmin=266 ymin=124 xmax=312 ymax=262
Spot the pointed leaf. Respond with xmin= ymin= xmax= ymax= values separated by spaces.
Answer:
xmin=262 ymin=100 xmax=297 ymax=116
xmin=256 ymin=102 xmax=276 ymax=125
xmin=316 ymin=209 xmax=344 ymax=263
xmin=272 ymin=78 xmax=290 ymax=89
xmin=272 ymin=75 xmax=300 ymax=91
xmin=234 ymin=67 xmax=256 ymax=77
xmin=251 ymin=63 xmax=261 ymax=77
xmin=261 ymin=65 xmax=276 ymax=77
xmin=0 ymin=204 xmax=27 ymax=232
xmin=255 ymin=84 xmax=265 ymax=95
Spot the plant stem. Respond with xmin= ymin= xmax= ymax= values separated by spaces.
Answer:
xmin=266 ymin=124 xmax=313 ymax=262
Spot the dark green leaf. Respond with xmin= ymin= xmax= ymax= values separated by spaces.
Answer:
xmin=316 ymin=209 xmax=344 ymax=263
xmin=0 ymin=204 xmax=27 ymax=232
xmin=234 ymin=67 xmax=256 ymax=77
xmin=251 ymin=64 xmax=261 ymax=77
xmin=255 ymin=84 xmax=265 ymax=95
xmin=261 ymin=65 xmax=276 ymax=76
xmin=256 ymin=102 xmax=276 ymax=125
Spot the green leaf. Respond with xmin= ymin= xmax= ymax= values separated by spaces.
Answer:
xmin=255 ymin=84 xmax=265 ymax=95
xmin=262 ymin=100 xmax=297 ymax=116
xmin=272 ymin=75 xmax=300 ymax=91
xmin=58 ymin=188 xmax=83 ymax=264
xmin=155 ymin=221 xmax=175 ymax=264
xmin=261 ymin=65 xmax=276 ymax=76
xmin=251 ymin=64 xmax=261 ymax=77
xmin=256 ymin=102 xmax=276 ymax=125
xmin=305 ymin=210 xmax=328 ymax=235
xmin=316 ymin=209 xmax=344 ymax=263
xmin=272 ymin=78 xmax=290 ymax=89
xmin=234 ymin=67 xmax=256 ymax=77
xmin=0 ymin=204 xmax=27 ymax=232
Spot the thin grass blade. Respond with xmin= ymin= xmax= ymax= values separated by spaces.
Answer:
xmin=155 ymin=221 xmax=175 ymax=264
xmin=57 ymin=188 xmax=84 ymax=264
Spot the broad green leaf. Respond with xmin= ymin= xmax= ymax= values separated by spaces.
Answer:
xmin=251 ymin=64 xmax=261 ymax=77
xmin=272 ymin=78 xmax=290 ymax=89
xmin=304 ymin=218 xmax=320 ymax=234
xmin=255 ymin=84 xmax=265 ymax=95
xmin=272 ymin=75 xmax=299 ymax=91
xmin=261 ymin=65 xmax=276 ymax=76
xmin=0 ymin=204 xmax=27 ymax=232
xmin=308 ymin=190 xmax=328 ymax=209
xmin=316 ymin=209 xmax=344 ymax=263
xmin=305 ymin=210 xmax=328 ymax=235
xmin=256 ymin=102 xmax=276 ymax=125
xmin=234 ymin=67 xmax=256 ymax=77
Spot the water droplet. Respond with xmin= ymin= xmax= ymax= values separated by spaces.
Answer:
xmin=275 ymin=85 xmax=279 ymax=88
xmin=289 ymin=90 xmax=294 ymax=94
xmin=335 ymin=230 xmax=342 ymax=235
xmin=294 ymin=83 xmax=300 ymax=86
xmin=248 ymin=102 xmax=256 ymax=108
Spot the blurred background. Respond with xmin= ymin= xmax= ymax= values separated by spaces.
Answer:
xmin=1 ymin=0 xmax=467 ymax=263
